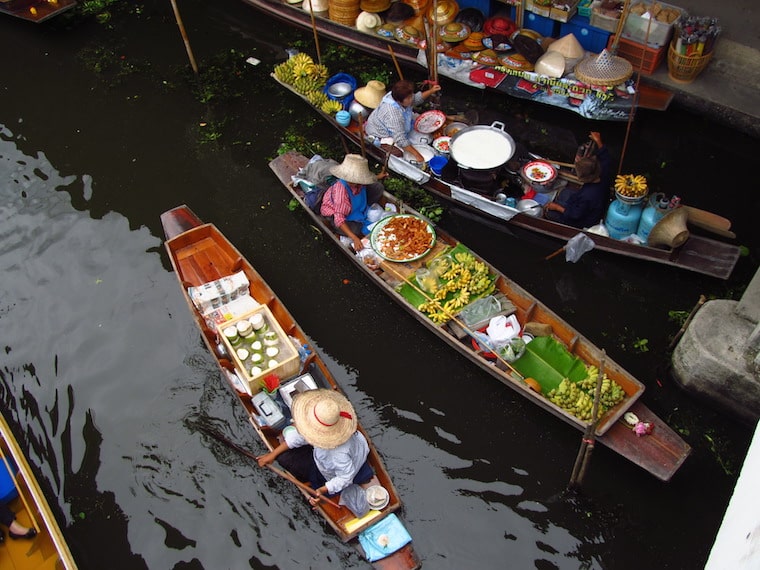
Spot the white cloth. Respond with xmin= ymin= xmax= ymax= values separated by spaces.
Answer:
xmin=283 ymin=427 xmax=370 ymax=495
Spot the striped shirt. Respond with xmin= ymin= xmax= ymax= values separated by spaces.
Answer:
xmin=364 ymin=91 xmax=424 ymax=149
xmin=320 ymin=179 xmax=359 ymax=227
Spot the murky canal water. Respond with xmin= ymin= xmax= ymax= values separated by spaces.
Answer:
xmin=1 ymin=1 xmax=759 ymax=568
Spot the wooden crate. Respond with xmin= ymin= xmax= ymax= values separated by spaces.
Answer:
xmin=217 ymin=305 xmax=300 ymax=393
xmin=608 ymin=36 xmax=665 ymax=75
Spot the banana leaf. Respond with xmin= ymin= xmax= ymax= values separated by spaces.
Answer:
xmin=511 ymin=336 xmax=588 ymax=392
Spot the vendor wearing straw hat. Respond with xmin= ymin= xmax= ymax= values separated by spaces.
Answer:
xmin=363 ymin=79 xmax=442 ymax=164
xmin=319 ymin=153 xmax=386 ymax=252
xmin=544 ymin=131 xmax=612 ymax=229
xmin=257 ymin=389 xmax=373 ymax=505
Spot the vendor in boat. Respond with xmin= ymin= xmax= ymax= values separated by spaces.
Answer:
xmin=256 ymin=389 xmax=374 ymax=506
xmin=320 ymin=153 xmax=386 ymax=252
xmin=364 ymin=79 xmax=442 ymax=163
xmin=543 ymin=131 xmax=611 ymax=229
xmin=0 ymin=503 xmax=37 ymax=541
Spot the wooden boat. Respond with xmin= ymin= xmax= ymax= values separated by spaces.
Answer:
xmin=161 ymin=205 xmax=420 ymax=569
xmin=269 ymin=150 xmax=692 ymax=481
xmin=0 ymin=0 xmax=76 ymax=23
xmin=0 ymin=412 xmax=77 ymax=570
xmin=240 ymin=0 xmax=672 ymax=119
xmin=274 ymin=75 xmax=741 ymax=280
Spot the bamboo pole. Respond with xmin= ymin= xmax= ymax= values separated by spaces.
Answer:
xmin=169 ymin=0 xmax=199 ymax=74
xmin=388 ymin=45 xmax=404 ymax=81
xmin=568 ymin=350 xmax=605 ymax=489
xmin=668 ymin=295 xmax=707 ymax=351
xmin=357 ymin=113 xmax=367 ymax=158
xmin=307 ymin=0 xmax=322 ymax=66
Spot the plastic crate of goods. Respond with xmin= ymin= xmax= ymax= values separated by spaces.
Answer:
xmin=622 ymin=1 xmax=681 ymax=48
xmin=560 ymin=15 xmax=611 ymax=53
xmin=550 ymin=0 xmax=579 ymax=23
xmin=526 ymin=0 xmax=552 ymax=18
xmin=217 ymin=305 xmax=300 ymax=394
xmin=607 ymin=35 xmax=665 ymax=75
xmin=524 ymin=11 xmax=559 ymax=37
xmin=589 ymin=0 xmax=622 ymax=33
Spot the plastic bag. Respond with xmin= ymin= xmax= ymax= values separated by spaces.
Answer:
xmin=564 ymin=233 xmax=595 ymax=263
xmin=486 ymin=314 xmax=520 ymax=348
xmin=459 ymin=295 xmax=501 ymax=328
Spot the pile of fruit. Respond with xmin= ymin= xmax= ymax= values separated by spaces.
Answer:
xmin=614 ymin=174 xmax=648 ymax=200
xmin=546 ymin=364 xmax=627 ymax=422
xmin=273 ymin=53 xmax=342 ymax=115
xmin=417 ymin=251 xmax=496 ymax=325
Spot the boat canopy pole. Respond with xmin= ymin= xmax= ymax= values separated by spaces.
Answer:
xmin=307 ymin=1 xmax=322 ymax=66
xmin=169 ymin=0 xmax=198 ymax=74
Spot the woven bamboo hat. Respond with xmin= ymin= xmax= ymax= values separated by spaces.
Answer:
xmin=302 ymin=0 xmax=329 ymax=12
xmin=330 ymin=154 xmax=378 ymax=184
xmin=291 ymin=389 xmax=358 ymax=449
xmin=356 ymin=11 xmax=383 ymax=33
xmin=574 ymin=49 xmax=633 ymax=87
xmin=546 ymin=34 xmax=585 ymax=59
xmin=534 ymin=51 xmax=566 ymax=78
xmin=427 ymin=0 xmax=459 ymax=26
xmin=439 ymin=21 xmax=470 ymax=42
xmin=396 ymin=23 xmax=425 ymax=47
xmin=403 ymin=0 xmax=430 ymax=15
xmin=472 ymin=48 xmax=500 ymax=66
xmin=462 ymin=31 xmax=487 ymax=51
xmin=354 ymin=80 xmax=386 ymax=108
xmin=648 ymin=208 xmax=690 ymax=248
xmin=360 ymin=0 xmax=391 ymax=12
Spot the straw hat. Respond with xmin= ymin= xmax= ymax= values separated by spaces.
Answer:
xmin=403 ymin=0 xmax=430 ymax=14
xmin=330 ymin=154 xmax=378 ymax=185
xmin=376 ymin=23 xmax=397 ymax=38
xmin=483 ymin=15 xmax=516 ymax=37
xmin=482 ymin=34 xmax=511 ymax=52
xmin=455 ymin=7 xmax=484 ymax=32
xmin=356 ymin=11 xmax=383 ymax=33
xmin=302 ymin=0 xmax=329 ymax=12
xmin=360 ymin=0 xmax=391 ymax=12
xmin=436 ymin=39 xmax=453 ymax=53
xmin=291 ymin=389 xmax=358 ymax=449
xmin=439 ymin=22 xmax=470 ymax=42
xmin=512 ymin=33 xmax=544 ymax=64
xmin=353 ymin=80 xmax=386 ymax=108
xmin=396 ymin=24 xmax=425 ymax=47
xmin=462 ymin=31 xmax=486 ymax=51
xmin=498 ymin=52 xmax=534 ymax=71
xmin=546 ymin=34 xmax=586 ymax=59
xmin=472 ymin=49 xmax=500 ymax=66
xmin=427 ymin=0 xmax=458 ymax=26
xmin=648 ymin=208 xmax=690 ymax=248
xmin=366 ymin=485 xmax=390 ymax=510
xmin=534 ymin=51 xmax=566 ymax=78
xmin=444 ymin=44 xmax=473 ymax=60
xmin=384 ymin=2 xmax=415 ymax=22
xmin=574 ymin=49 xmax=633 ymax=87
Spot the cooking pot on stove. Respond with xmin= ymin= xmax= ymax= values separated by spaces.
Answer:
xmin=449 ymin=121 xmax=516 ymax=172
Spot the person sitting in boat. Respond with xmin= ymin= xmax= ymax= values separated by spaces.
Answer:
xmin=256 ymin=389 xmax=374 ymax=506
xmin=320 ymin=153 xmax=385 ymax=252
xmin=0 ymin=503 xmax=37 ymax=542
xmin=543 ymin=132 xmax=611 ymax=229
xmin=364 ymin=79 xmax=442 ymax=164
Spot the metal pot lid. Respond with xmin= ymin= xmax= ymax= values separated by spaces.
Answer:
xmin=450 ymin=123 xmax=516 ymax=170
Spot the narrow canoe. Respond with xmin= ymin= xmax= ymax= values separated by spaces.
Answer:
xmin=161 ymin=205 xmax=420 ymax=569
xmin=0 ymin=0 xmax=76 ymax=23
xmin=0 ymin=412 xmax=77 ymax=570
xmin=269 ymin=150 xmax=691 ymax=481
xmin=273 ymin=74 xmax=740 ymax=280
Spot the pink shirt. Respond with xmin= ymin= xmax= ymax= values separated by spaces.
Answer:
xmin=320 ymin=180 xmax=360 ymax=227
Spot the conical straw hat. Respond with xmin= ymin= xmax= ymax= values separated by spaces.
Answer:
xmin=648 ymin=208 xmax=690 ymax=248
xmin=547 ymin=34 xmax=585 ymax=59
xmin=574 ymin=49 xmax=633 ymax=87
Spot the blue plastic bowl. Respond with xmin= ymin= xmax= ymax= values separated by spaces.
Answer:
xmin=429 ymin=155 xmax=448 ymax=176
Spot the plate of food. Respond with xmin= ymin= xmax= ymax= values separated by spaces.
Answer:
xmin=414 ymin=110 xmax=446 ymax=134
xmin=370 ymin=214 xmax=436 ymax=262
xmin=522 ymin=160 xmax=556 ymax=183
xmin=432 ymin=136 xmax=451 ymax=154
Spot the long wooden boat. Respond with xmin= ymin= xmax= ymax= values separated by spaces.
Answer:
xmin=274 ymin=75 xmax=741 ymax=280
xmin=240 ymin=0 xmax=672 ymax=119
xmin=269 ymin=150 xmax=691 ymax=481
xmin=0 ymin=412 xmax=77 ymax=570
xmin=0 ymin=0 xmax=76 ymax=23
xmin=161 ymin=205 xmax=420 ymax=569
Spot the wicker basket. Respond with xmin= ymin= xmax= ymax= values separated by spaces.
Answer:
xmin=667 ymin=44 xmax=713 ymax=84
xmin=328 ymin=0 xmax=360 ymax=26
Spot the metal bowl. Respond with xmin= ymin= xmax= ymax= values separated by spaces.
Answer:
xmin=327 ymin=82 xmax=353 ymax=97
xmin=348 ymin=100 xmax=370 ymax=122
xmin=443 ymin=121 xmax=468 ymax=136
xmin=517 ymin=199 xmax=543 ymax=217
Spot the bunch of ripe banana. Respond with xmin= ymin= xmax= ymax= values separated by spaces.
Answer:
xmin=614 ymin=174 xmax=648 ymax=199
xmin=417 ymin=250 xmax=496 ymax=325
xmin=273 ymin=53 xmax=330 ymax=104
xmin=546 ymin=365 xmax=627 ymax=422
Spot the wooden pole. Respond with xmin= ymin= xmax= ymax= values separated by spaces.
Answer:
xmin=357 ymin=113 xmax=367 ymax=158
xmin=169 ymin=0 xmax=199 ymax=74
xmin=609 ymin=0 xmax=631 ymax=53
xmin=307 ymin=0 xmax=322 ymax=66
xmin=668 ymin=295 xmax=707 ymax=351
xmin=388 ymin=45 xmax=404 ymax=81
xmin=569 ymin=350 xmax=605 ymax=489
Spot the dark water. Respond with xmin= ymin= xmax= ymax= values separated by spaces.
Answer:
xmin=1 ymin=1 xmax=759 ymax=568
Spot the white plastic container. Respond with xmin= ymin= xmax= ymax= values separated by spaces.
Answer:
xmin=252 ymin=392 xmax=286 ymax=430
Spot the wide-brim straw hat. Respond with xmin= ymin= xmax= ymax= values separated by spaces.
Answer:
xmin=291 ymin=389 xmax=358 ymax=449
xmin=354 ymin=80 xmax=386 ymax=108
xmin=462 ymin=31 xmax=486 ymax=51
xmin=403 ymin=0 xmax=430 ymax=14
xmin=384 ymin=2 xmax=415 ymax=22
xmin=439 ymin=21 xmax=470 ymax=42
xmin=648 ymin=208 xmax=690 ymax=248
xmin=574 ymin=49 xmax=633 ymax=87
xmin=427 ymin=0 xmax=458 ymax=25
xmin=330 ymin=153 xmax=378 ymax=185
xmin=376 ymin=22 xmax=397 ymax=38
xmin=455 ymin=7 xmax=485 ymax=32
xmin=472 ymin=48 xmax=500 ymax=66
xmin=396 ymin=24 xmax=425 ymax=47
xmin=444 ymin=44 xmax=473 ymax=60
xmin=498 ymin=52 xmax=534 ymax=71
xmin=512 ymin=33 xmax=544 ymax=64
xmin=360 ymin=0 xmax=391 ymax=13
xmin=534 ymin=51 xmax=566 ymax=78
xmin=356 ymin=11 xmax=383 ymax=33
xmin=483 ymin=15 xmax=516 ymax=37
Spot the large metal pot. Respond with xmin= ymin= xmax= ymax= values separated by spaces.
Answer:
xmin=449 ymin=121 xmax=516 ymax=171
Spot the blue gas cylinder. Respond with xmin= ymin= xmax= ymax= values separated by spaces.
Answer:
xmin=605 ymin=198 xmax=644 ymax=240
xmin=636 ymin=193 xmax=669 ymax=243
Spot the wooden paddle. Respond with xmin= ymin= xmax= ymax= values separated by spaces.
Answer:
xmin=201 ymin=427 xmax=342 ymax=509
xmin=388 ymin=45 xmax=404 ymax=81
xmin=683 ymin=206 xmax=732 ymax=231
xmin=684 ymin=217 xmax=736 ymax=239
xmin=568 ymin=350 xmax=605 ymax=489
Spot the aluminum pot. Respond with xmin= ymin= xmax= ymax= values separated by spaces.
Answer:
xmin=348 ymin=100 xmax=370 ymax=122
xmin=408 ymin=128 xmax=433 ymax=146
xmin=402 ymin=144 xmax=436 ymax=166
xmin=449 ymin=121 xmax=516 ymax=171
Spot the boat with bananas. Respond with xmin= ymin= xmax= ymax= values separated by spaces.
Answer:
xmin=240 ymin=0 xmax=673 ymax=120
xmin=0 ymin=0 xmax=76 ymax=23
xmin=0 ymin=411 xmax=78 ymax=570
xmin=269 ymin=150 xmax=692 ymax=481
xmin=272 ymin=66 xmax=740 ymax=280
xmin=161 ymin=205 xmax=420 ymax=570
